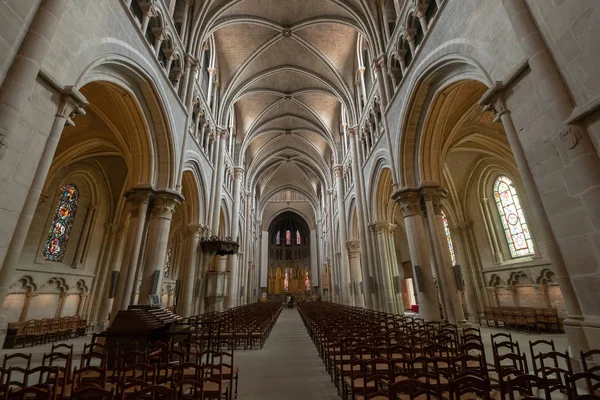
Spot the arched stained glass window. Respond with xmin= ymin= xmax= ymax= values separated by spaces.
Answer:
xmin=283 ymin=269 xmax=289 ymax=292
xmin=275 ymin=231 xmax=280 ymax=245
xmin=164 ymin=242 xmax=173 ymax=277
xmin=285 ymin=230 xmax=291 ymax=246
xmin=493 ymin=176 xmax=535 ymax=257
xmin=305 ymin=272 xmax=311 ymax=291
xmin=296 ymin=230 xmax=301 ymax=245
xmin=42 ymin=184 xmax=80 ymax=262
xmin=441 ymin=211 xmax=457 ymax=266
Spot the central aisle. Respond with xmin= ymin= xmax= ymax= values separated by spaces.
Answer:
xmin=234 ymin=307 xmax=339 ymax=400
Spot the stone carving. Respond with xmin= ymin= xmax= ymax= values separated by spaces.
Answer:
xmin=559 ymin=126 xmax=579 ymax=150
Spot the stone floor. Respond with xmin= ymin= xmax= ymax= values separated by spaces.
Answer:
xmin=234 ymin=307 xmax=339 ymax=400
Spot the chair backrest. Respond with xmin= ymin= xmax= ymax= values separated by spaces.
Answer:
xmin=7 ymin=386 xmax=53 ymax=400
xmin=177 ymin=379 xmax=204 ymax=400
xmin=506 ymin=373 xmax=550 ymax=400
xmin=130 ymin=384 xmax=176 ymax=400
xmin=73 ymin=366 xmax=107 ymax=389
xmin=450 ymin=375 xmax=491 ymax=400
xmin=581 ymin=349 xmax=600 ymax=375
xmin=71 ymin=386 xmax=114 ymax=400
xmin=2 ymin=353 xmax=31 ymax=369
xmin=567 ymin=372 xmax=600 ymax=397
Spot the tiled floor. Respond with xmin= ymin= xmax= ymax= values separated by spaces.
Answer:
xmin=234 ymin=307 xmax=339 ymax=400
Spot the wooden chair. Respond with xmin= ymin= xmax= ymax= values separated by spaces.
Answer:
xmin=449 ymin=375 xmax=491 ymax=400
xmin=130 ymin=385 xmax=176 ymax=400
xmin=567 ymin=372 xmax=600 ymax=399
xmin=506 ymin=374 xmax=550 ymax=400
xmin=71 ymin=386 xmax=115 ymax=400
xmin=7 ymin=386 xmax=54 ymax=400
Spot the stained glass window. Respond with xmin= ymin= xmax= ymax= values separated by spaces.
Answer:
xmin=493 ymin=176 xmax=535 ymax=257
xmin=283 ymin=269 xmax=289 ymax=292
xmin=296 ymin=230 xmax=301 ymax=245
xmin=164 ymin=243 xmax=173 ymax=277
xmin=275 ymin=231 xmax=280 ymax=245
xmin=441 ymin=211 xmax=457 ymax=266
xmin=305 ymin=272 xmax=311 ymax=291
xmin=285 ymin=230 xmax=291 ymax=246
xmin=42 ymin=184 xmax=80 ymax=262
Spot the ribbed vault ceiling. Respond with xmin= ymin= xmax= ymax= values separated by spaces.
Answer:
xmin=195 ymin=0 xmax=373 ymax=205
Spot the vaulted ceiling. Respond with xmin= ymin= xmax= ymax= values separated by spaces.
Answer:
xmin=192 ymin=0 xmax=377 ymax=211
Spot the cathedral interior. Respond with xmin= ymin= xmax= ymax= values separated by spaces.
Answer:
xmin=0 ymin=0 xmax=599 ymax=398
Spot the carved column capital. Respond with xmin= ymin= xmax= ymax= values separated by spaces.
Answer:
xmin=233 ymin=167 xmax=244 ymax=180
xmin=218 ymin=128 xmax=229 ymax=140
xmin=347 ymin=126 xmax=359 ymax=138
xmin=150 ymin=191 xmax=182 ymax=219
xmin=188 ymin=223 xmax=203 ymax=237
xmin=346 ymin=240 xmax=361 ymax=256
xmin=370 ymin=221 xmax=389 ymax=235
xmin=333 ymin=165 xmax=344 ymax=178
xmin=392 ymin=188 xmax=422 ymax=218
xmin=420 ymin=186 xmax=447 ymax=215
xmin=207 ymin=67 xmax=217 ymax=76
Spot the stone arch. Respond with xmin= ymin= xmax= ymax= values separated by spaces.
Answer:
xmin=73 ymin=56 xmax=178 ymax=189
xmin=397 ymin=57 xmax=491 ymax=188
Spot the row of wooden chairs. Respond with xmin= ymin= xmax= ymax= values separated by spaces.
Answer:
xmin=5 ymin=316 xmax=92 ymax=348
xmin=297 ymin=301 xmax=600 ymax=400
xmin=479 ymin=307 xmax=563 ymax=333
xmin=182 ymin=302 xmax=282 ymax=350
xmin=0 ymin=340 xmax=236 ymax=400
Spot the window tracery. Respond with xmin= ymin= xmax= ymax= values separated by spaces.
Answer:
xmin=42 ymin=184 xmax=80 ymax=262
xmin=441 ymin=211 xmax=457 ymax=265
xmin=493 ymin=176 xmax=535 ymax=257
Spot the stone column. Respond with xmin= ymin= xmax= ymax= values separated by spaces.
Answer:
xmin=98 ymin=215 xmax=130 ymax=325
xmin=499 ymin=0 xmax=599 ymax=352
xmin=373 ymin=56 xmax=390 ymax=105
xmin=210 ymin=129 xmax=228 ymax=235
xmin=332 ymin=166 xmax=352 ymax=305
xmin=76 ymin=293 xmax=89 ymax=317
xmin=19 ymin=292 xmax=33 ymax=322
xmin=422 ymin=188 xmax=466 ymax=325
xmin=72 ymin=205 xmax=96 ymax=269
xmin=0 ymin=91 xmax=86 ymax=304
xmin=373 ymin=222 xmax=396 ymax=313
xmin=0 ymin=0 xmax=69 ymax=157
xmin=347 ymin=128 xmax=374 ymax=308
xmin=138 ymin=192 xmax=181 ymax=304
xmin=88 ymin=222 xmax=118 ymax=325
xmin=55 ymin=293 xmax=67 ymax=318
xmin=206 ymin=67 xmax=217 ymax=108
xmin=179 ymin=224 xmax=201 ymax=317
xmin=113 ymin=190 xmax=152 ymax=313
xmin=392 ymin=189 xmax=441 ymax=321
xmin=226 ymin=167 xmax=244 ymax=308
xmin=387 ymin=224 xmax=405 ymax=313
xmin=346 ymin=241 xmax=365 ymax=307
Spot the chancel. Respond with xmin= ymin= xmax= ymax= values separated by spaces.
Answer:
xmin=0 ymin=0 xmax=599 ymax=399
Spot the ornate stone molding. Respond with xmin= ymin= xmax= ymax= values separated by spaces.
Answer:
xmin=150 ymin=192 xmax=182 ymax=219
xmin=346 ymin=240 xmax=361 ymax=256
xmin=371 ymin=221 xmax=389 ymax=235
xmin=347 ymin=126 xmax=359 ymax=138
xmin=391 ymin=189 xmax=421 ymax=218
xmin=218 ymin=128 xmax=229 ymax=140
xmin=333 ymin=165 xmax=343 ymax=178
xmin=420 ymin=186 xmax=447 ymax=215
xmin=233 ymin=166 xmax=244 ymax=180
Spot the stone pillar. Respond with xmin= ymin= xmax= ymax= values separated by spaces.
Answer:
xmin=422 ymin=188 xmax=466 ymax=325
xmin=55 ymin=293 xmax=67 ymax=318
xmin=226 ymin=167 xmax=244 ymax=308
xmin=0 ymin=92 xmax=86 ymax=305
xmin=206 ymin=67 xmax=217 ymax=108
xmin=210 ymin=129 xmax=228 ymax=235
xmin=372 ymin=222 xmax=396 ymax=313
xmin=392 ymin=189 xmax=441 ymax=321
xmin=332 ymin=166 xmax=352 ymax=305
xmin=373 ymin=56 xmax=390 ymax=105
xmin=76 ymin=293 xmax=89 ymax=317
xmin=138 ymin=192 xmax=181 ymax=304
xmin=499 ymin=0 xmax=600 ymax=352
xmin=179 ymin=224 xmax=201 ymax=317
xmin=346 ymin=241 xmax=365 ymax=307
xmin=347 ymin=128 xmax=374 ymax=308
xmin=98 ymin=216 xmax=130 ymax=325
xmin=358 ymin=67 xmax=368 ymax=103
xmin=0 ymin=0 xmax=69 ymax=157
xmin=72 ymin=205 xmax=96 ymax=269
xmin=113 ymin=191 xmax=152 ymax=313
xmin=19 ymin=293 xmax=33 ymax=322
xmin=387 ymin=224 xmax=405 ymax=313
